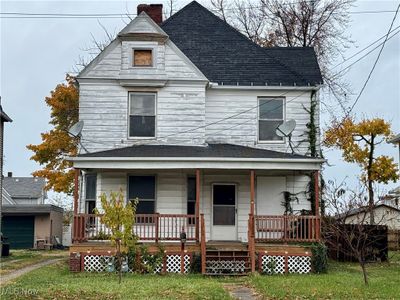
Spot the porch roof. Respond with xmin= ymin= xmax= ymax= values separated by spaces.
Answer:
xmin=70 ymin=144 xmax=324 ymax=170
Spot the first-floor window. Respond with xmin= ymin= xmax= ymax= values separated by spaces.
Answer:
xmin=128 ymin=176 xmax=156 ymax=214
xmin=129 ymin=93 xmax=156 ymax=138
xmin=258 ymin=97 xmax=285 ymax=142
xmin=187 ymin=176 xmax=196 ymax=224
xmin=85 ymin=174 xmax=96 ymax=214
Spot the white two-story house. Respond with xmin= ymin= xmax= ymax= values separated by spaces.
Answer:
xmin=69 ymin=2 xmax=325 ymax=275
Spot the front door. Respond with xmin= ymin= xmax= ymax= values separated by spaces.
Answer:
xmin=211 ymin=184 xmax=237 ymax=240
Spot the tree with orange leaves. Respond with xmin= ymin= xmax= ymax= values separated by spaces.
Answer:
xmin=27 ymin=75 xmax=79 ymax=194
xmin=324 ymin=117 xmax=399 ymax=224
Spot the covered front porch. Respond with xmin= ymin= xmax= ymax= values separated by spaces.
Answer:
xmin=69 ymin=144 xmax=323 ymax=274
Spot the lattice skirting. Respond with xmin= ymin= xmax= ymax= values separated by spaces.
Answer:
xmin=206 ymin=260 xmax=247 ymax=274
xmin=81 ymin=252 xmax=191 ymax=274
xmin=259 ymin=253 xmax=311 ymax=274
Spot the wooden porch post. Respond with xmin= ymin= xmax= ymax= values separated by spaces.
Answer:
xmin=249 ymin=170 xmax=256 ymax=272
xmin=73 ymin=168 xmax=80 ymax=214
xmin=314 ymin=170 xmax=321 ymax=240
xmin=195 ymin=169 xmax=201 ymax=243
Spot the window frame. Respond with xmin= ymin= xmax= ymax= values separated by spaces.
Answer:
xmin=257 ymin=96 xmax=286 ymax=144
xmin=127 ymin=175 xmax=157 ymax=215
xmin=127 ymin=92 xmax=157 ymax=140
xmin=130 ymin=45 xmax=157 ymax=69
xmin=84 ymin=174 xmax=97 ymax=214
xmin=187 ymin=176 xmax=196 ymax=218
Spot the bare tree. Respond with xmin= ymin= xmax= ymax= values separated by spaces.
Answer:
xmin=323 ymin=180 xmax=390 ymax=285
xmin=209 ymin=0 xmax=354 ymax=109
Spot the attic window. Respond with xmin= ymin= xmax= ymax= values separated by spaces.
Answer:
xmin=133 ymin=49 xmax=153 ymax=67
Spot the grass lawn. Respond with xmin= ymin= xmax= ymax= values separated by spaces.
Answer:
xmin=246 ymin=252 xmax=400 ymax=299
xmin=0 ymin=249 xmax=68 ymax=276
xmin=1 ymin=261 xmax=230 ymax=300
xmin=1 ymin=251 xmax=399 ymax=299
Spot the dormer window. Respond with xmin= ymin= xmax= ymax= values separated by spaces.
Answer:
xmin=133 ymin=49 xmax=153 ymax=67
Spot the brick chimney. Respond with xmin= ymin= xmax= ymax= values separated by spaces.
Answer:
xmin=137 ymin=4 xmax=163 ymax=25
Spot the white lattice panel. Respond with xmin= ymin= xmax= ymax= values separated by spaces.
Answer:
xmin=260 ymin=255 xmax=285 ymax=274
xmin=206 ymin=260 xmax=246 ymax=274
xmin=141 ymin=256 xmax=163 ymax=274
xmin=84 ymin=255 xmax=113 ymax=272
xmin=166 ymin=254 xmax=190 ymax=273
xmin=288 ymin=256 xmax=311 ymax=274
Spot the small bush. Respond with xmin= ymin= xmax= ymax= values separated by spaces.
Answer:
xmin=190 ymin=253 xmax=201 ymax=273
xmin=311 ymin=243 xmax=328 ymax=273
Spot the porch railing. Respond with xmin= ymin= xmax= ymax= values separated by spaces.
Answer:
xmin=73 ymin=213 xmax=197 ymax=243
xmin=254 ymin=215 xmax=320 ymax=243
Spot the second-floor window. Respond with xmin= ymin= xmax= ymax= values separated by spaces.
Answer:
xmin=129 ymin=93 xmax=156 ymax=138
xmin=258 ymin=97 xmax=285 ymax=142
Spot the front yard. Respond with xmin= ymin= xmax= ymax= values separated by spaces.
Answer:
xmin=0 ymin=249 xmax=68 ymax=276
xmin=1 ymin=252 xmax=399 ymax=299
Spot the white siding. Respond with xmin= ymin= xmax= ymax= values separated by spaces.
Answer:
xmin=83 ymin=170 xmax=313 ymax=242
xmin=205 ymin=89 xmax=319 ymax=156
xmin=79 ymin=81 xmax=206 ymax=153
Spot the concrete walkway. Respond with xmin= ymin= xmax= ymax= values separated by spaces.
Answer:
xmin=0 ymin=258 xmax=64 ymax=285
xmin=223 ymin=283 xmax=263 ymax=300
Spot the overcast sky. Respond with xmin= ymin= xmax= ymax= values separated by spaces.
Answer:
xmin=1 ymin=0 xmax=399 ymax=200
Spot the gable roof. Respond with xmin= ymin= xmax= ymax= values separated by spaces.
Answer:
xmin=0 ymin=105 xmax=12 ymax=122
xmin=340 ymin=204 xmax=400 ymax=219
xmin=78 ymin=143 xmax=314 ymax=159
xmin=3 ymin=177 xmax=46 ymax=199
xmin=161 ymin=1 xmax=323 ymax=87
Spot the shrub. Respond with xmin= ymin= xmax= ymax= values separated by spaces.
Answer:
xmin=311 ymin=242 xmax=328 ymax=273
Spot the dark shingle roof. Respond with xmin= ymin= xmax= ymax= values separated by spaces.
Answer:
xmin=161 ymin=1 xmax=323 ymax=86
xmin=3 ymin=177 xmax=45 ymax=199
xmin=0 ymin=105 xmax=12 ymax=122
xmin=78 ymin=143 xmax=313 ymax=159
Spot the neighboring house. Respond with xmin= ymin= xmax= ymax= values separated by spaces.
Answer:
xmin=0 ymin=101 xmax=12 ymax=253
xmin=3 ymin=173 xmax=46 ymax=205
xmin=343 ymin=204 xmax=400 ymax=230
xmin=69 ymin=2 xmax=324 ymax=275
xmin=2 ymin=173 xmax=63 ymax=249
xmin=343 ymin=204 xmax=400 ymax=250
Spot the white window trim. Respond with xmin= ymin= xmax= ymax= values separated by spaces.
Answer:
xmin=257 ymin=97 xmax=286 ymax=144
xmin=127 ymin=92 xmax=157 ymax=140
xmin=130 ymin=45 xmax=157 ymax=69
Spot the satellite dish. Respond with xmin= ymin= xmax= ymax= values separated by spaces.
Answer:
xmin=68 ymin=121 xmax=84 ymax=137
xmin=276 ymin=119 xmax=297 ymax=154
xmin=276 ymin=119 xmax=296 ymax=137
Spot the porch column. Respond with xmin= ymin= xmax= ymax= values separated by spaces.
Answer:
xmin=73 ymin=168 xmax=80 ymax=214
xmin=195 ymin=169 xmax=201 ymax=243
xmin=314 ymin=170 xmax=320 ymax=240
xmin=250 ymin=170 xmax=255 ymax=216
xmin=249 ymin=170 xmax=256 ymax=272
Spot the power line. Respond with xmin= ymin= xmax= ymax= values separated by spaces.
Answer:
xmin=347 ymin=4 xmax=400 ymax=114
xmin=331 ymin=28 xmax=400 ymax=78
xmin=332 ymin=25 xmax=400 ymax=69
xmin=79 ymin=89 xmax=311 ymax=149
xmin=0 ymin=8 xmax=398 ymax=19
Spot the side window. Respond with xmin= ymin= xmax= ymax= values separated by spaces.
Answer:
xmin=85 ymin=174 xmax=96 ymax=214
xmin=258 ymin=97 xmax=285 ymax=142
xmin=129 ymin=93 xmax=156 ymax=138
xmin=128 ymin=176 xmax=156 ymax=214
